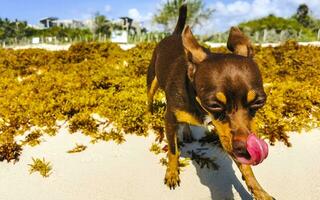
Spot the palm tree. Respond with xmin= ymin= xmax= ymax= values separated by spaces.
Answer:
xmin=93 ymin=12 xmax=111 ymax=37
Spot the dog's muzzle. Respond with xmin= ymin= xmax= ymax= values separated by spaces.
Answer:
xmin=234 ymin=133 xmax=269 ymax=165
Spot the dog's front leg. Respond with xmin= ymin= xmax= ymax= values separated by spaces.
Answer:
xmin=164 ymin=111 xmax=180 ymax=189
xmin=234 ymin=162 xmax=274 ymax=200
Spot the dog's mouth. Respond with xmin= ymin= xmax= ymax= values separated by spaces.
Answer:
xmin=234 ymin=133 xmax=269 ymax=166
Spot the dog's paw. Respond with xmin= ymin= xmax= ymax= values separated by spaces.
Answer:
xmin=164 ymin=168 xmax=180 ymax=189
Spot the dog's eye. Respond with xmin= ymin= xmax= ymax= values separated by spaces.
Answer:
xmin=250 ymin=98 xmax=266 ymax=109
xmin=207 ymin=102 xmax=224 ymax=112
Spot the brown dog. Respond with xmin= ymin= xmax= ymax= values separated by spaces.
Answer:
xmin=147 ymin=4 xmax=273 ymax=200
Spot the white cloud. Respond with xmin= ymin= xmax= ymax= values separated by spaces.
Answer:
xmin=128 ymin=8 xmax=141 ymax=21
xmin=201 ymin=0 xmax=320 ymax=33
xmin=214 ymin=1 xmax=251 ymax=16
xmin=127 ymin=8 xmax=157 ymax=31
xmin=128 ymin=8 xmax=153 ymax=21
xmin=104 ymin=5 xmax=112 ymax=13
xmin=227 ymin=1 xmax=251 ymax=15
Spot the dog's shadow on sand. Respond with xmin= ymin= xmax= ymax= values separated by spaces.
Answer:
xmin=178 ymin=126 xmax=253 ymax=200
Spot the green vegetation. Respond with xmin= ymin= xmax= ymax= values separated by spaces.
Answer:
xmin=238 ymin=14 xmax=319 ymax=41
xmin=239 ymin=4 xmax=320 ymax=41
xmin=31 ymin=27 xmax=93 ymax=41
xmin=93 ymin=12 xmax=112 ymax=37
xmin=239 ymin=15 xmax=305 ymax=32
xmin=293 ymin=4 xmax=320 ymax=30
xmin=0 ymin=18 xmax=93 ymax=43
xmin=28 ymin=157 xmax=52 ymax=177
xmin=0 ymin=18 xmax=30 ymax=40
xmin=0 ymin=12 xmax=116 ymax=45
xmin=0 ymin=41 xmax=319 ymax=163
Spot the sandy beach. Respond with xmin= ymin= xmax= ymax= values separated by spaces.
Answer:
xmin=4 ymin=41 xmax=320 ymax=51
xmin=1 ymin=123 xmax=319 ymax=200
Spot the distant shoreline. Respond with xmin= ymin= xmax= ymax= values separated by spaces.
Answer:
xmin=3 ymin=41 xmax=320 ymax=51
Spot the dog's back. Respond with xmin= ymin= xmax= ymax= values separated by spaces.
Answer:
xmin=147 ymin=4 xmax=187 ymax=92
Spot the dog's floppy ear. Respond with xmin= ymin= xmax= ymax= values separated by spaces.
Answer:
xmin=227 ymin=27 xmax=254 ymax=57
xmin=182 ymin=26 xmax=207 ymax=81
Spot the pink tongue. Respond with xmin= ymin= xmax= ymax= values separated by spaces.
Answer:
xmin=236 ymin=133 xmax=268 ymax=165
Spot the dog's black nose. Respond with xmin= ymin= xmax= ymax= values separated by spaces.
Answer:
xmin=232 ymin=140 xmax=251 ymax=159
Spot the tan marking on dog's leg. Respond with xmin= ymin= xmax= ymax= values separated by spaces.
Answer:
xmin=164 ymin=112 xmax=180 ymax=189
xmin=235 ymin=163 xmax=274 ymax=200
xmin=213 ymin=118 xmax=273 ymax=199
xmin=147 ymin=77 xmax=159 ymax=114
xmin=247 ymin=90 xmax=256 ymax=103
xmin=174 ymin=110 xmax=201 ymax=126
xmin=165 ymin=129 xmax=180 ymax=189
xmin=216 ymin=92 xmax=227 ymax=104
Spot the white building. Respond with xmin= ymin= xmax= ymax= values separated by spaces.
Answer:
xmin=53 ymin=19 xmax=84 ymax=29
xmin=39 ymin=17 xmax=84 ymax=29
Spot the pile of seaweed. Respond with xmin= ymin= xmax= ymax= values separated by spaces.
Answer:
xmin=0 ymin=41 xmax=319 ymax=162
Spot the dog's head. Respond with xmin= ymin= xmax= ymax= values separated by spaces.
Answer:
xmin=182 ymin=26 xmax=268 ymax=165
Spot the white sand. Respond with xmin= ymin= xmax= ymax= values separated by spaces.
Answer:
xmin=7 ymin=43 xmax=72 ymax=51
xmin=4 ymin=43 xmax=136 ymax=51
xmin=205 ymin=41 xmax=320 ymax=48
xmin=0 ymin=124 xmax=319 ymax=200
xmin=4 ymin=41 xmax=320 ymax=52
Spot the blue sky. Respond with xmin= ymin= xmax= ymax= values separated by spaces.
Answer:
xmin=1 ymin=0 xmax=319 ymax=33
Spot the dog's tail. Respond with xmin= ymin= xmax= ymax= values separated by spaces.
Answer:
xmin=173 ymin=3 xmax=187 ymax=35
